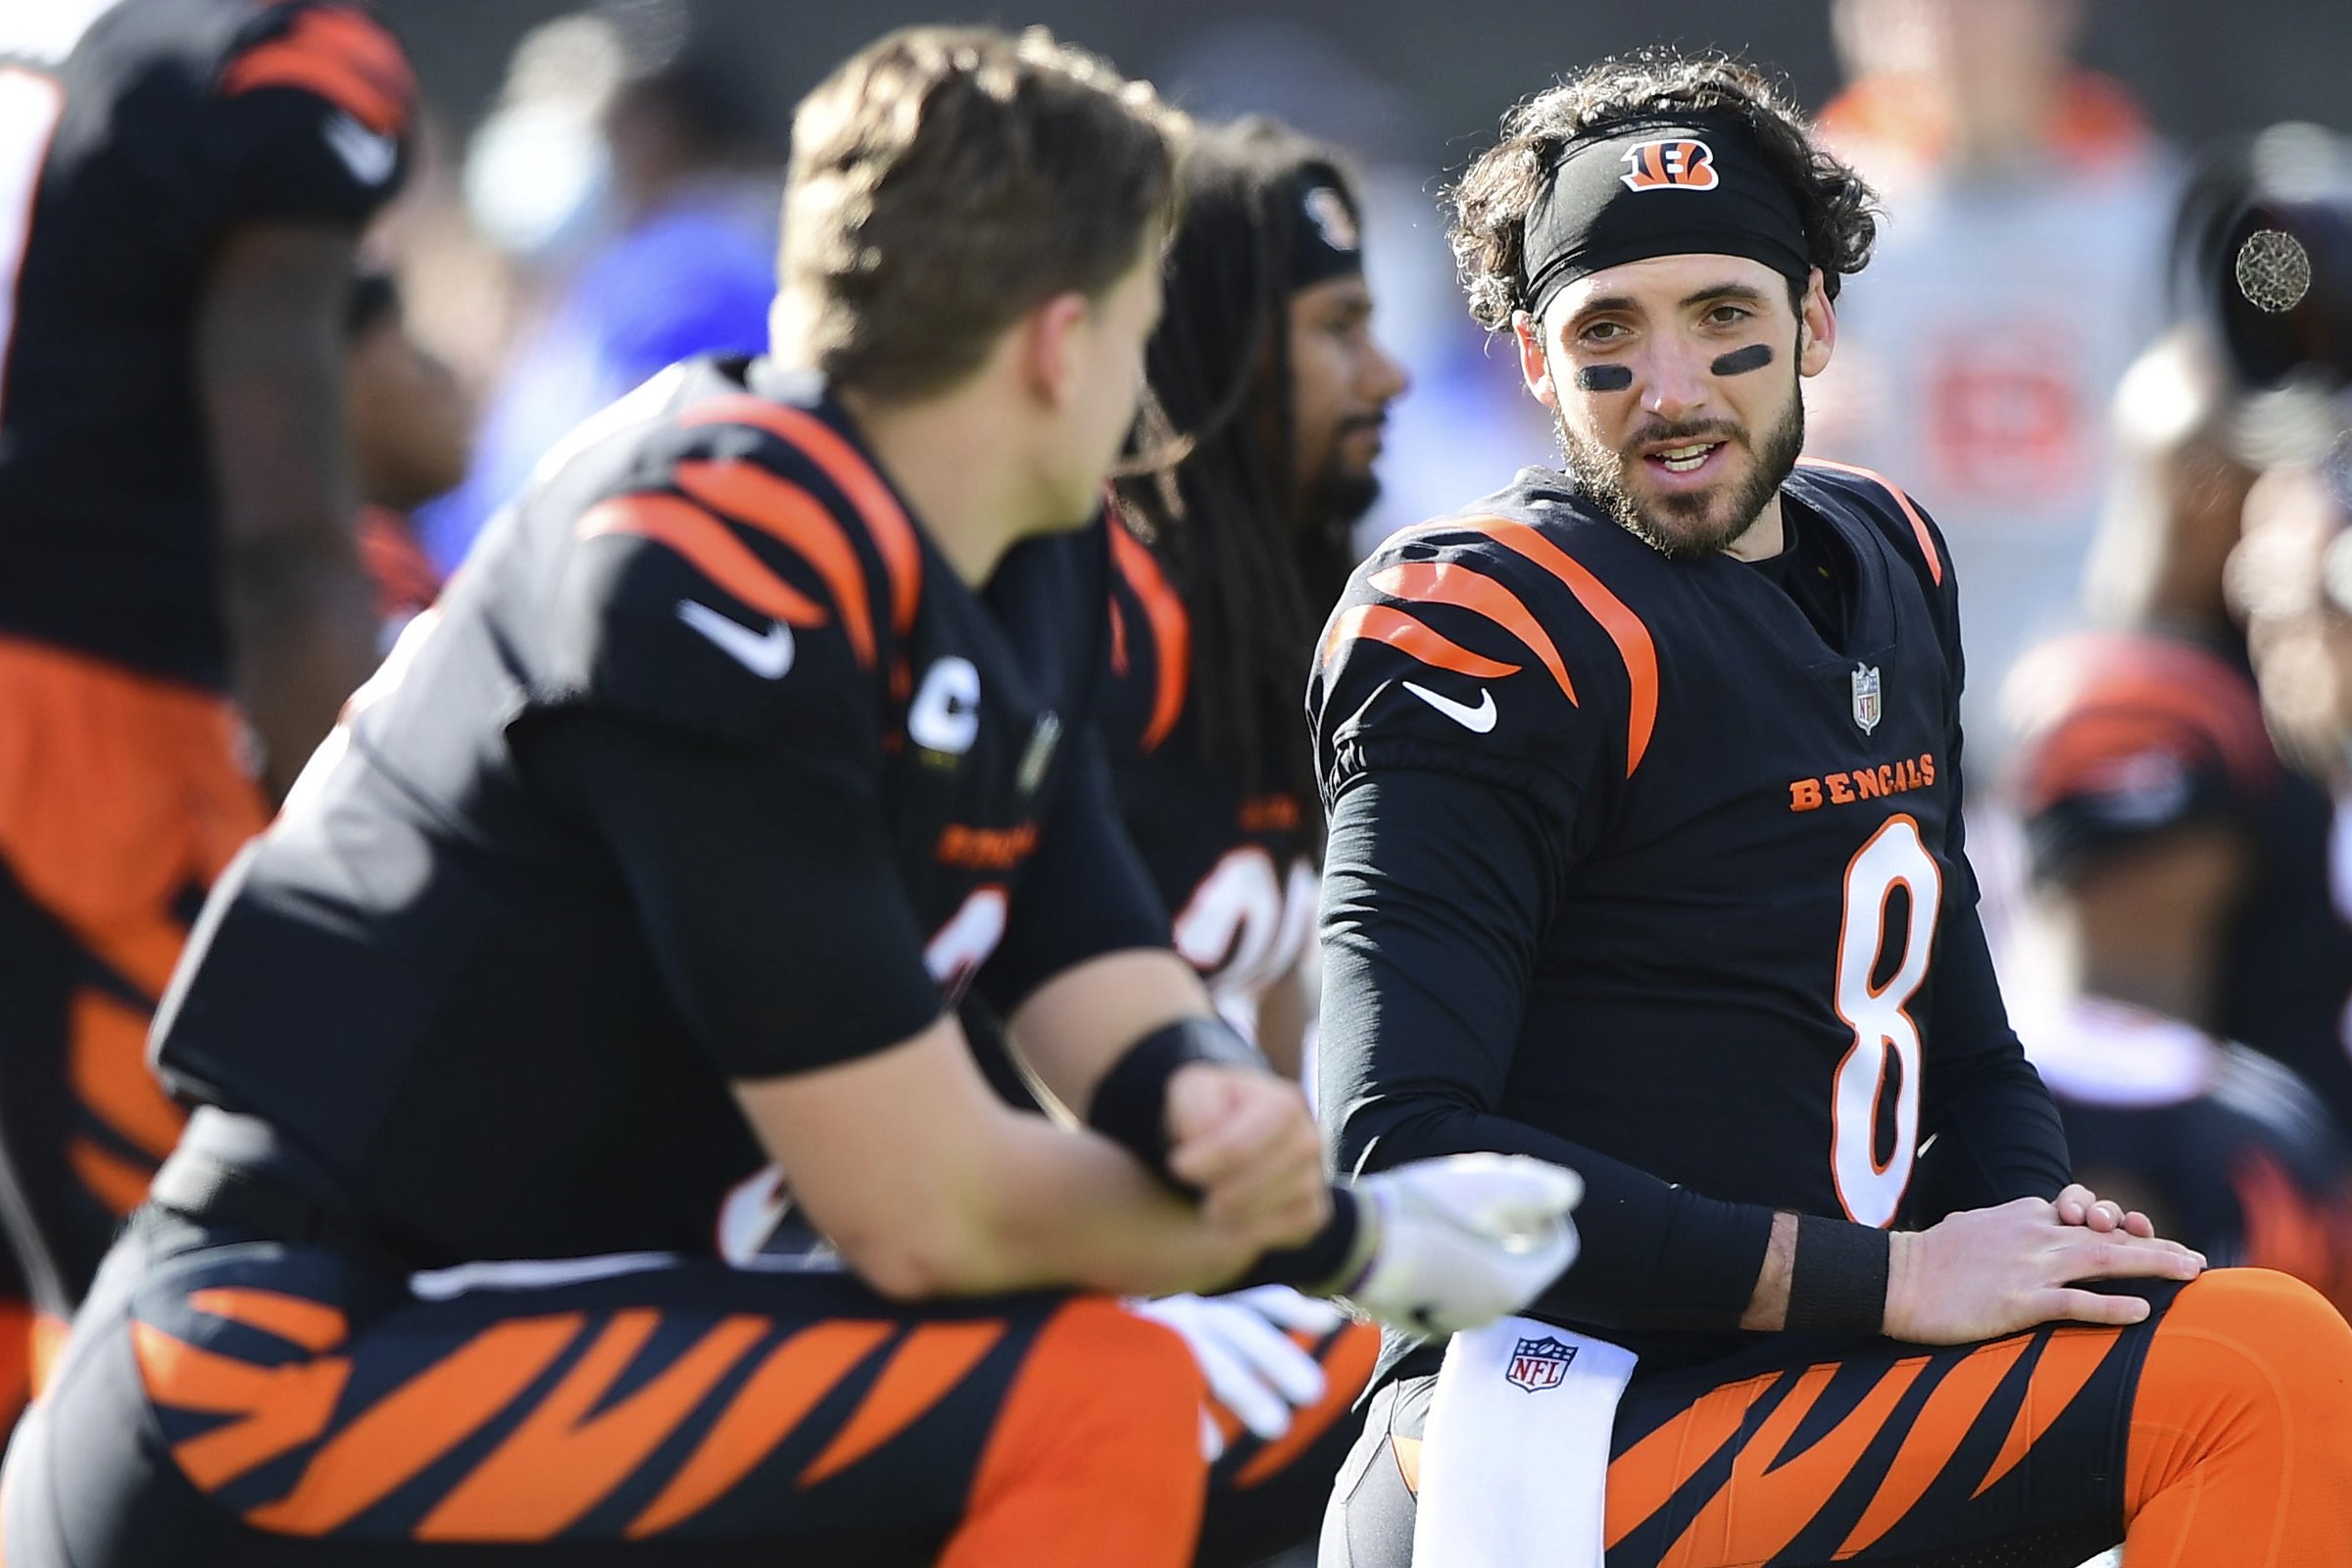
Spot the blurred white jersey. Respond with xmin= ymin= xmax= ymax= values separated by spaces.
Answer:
xmin=1806 ymin=74 xmax=2179 ymax=766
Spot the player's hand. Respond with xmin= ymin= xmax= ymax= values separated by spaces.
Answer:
xmin=1883 ymin=1196 xmax=2206 ymax=1344
xmin=1165 ymin=1062 xmax=1328 ymax=1251
xmin=2052 ymin=1183 xmax=2156 ymax=1239
xmin=1129 ymin=1286 xmax=1347 ymax=1459
xmin=1340 ymin=1154 xmax=1583 ymax=1338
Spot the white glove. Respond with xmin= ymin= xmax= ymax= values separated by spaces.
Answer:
xmin=1341 ymin=1153 xmax=1583 ymax=1338
xmin=1130 ymin=1286 xmax=1348 ymax=1459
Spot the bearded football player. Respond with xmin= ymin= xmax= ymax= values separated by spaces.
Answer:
xmin=1311 ymin=49 xmax=2352 ymax=1568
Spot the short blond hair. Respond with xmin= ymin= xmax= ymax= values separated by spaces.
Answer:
xmin=776 ymin=26 xmax=1187 ymax=400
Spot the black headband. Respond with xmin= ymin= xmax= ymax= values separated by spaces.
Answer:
xmin=1519 ymin=113 xmax=1812 ymax=322
xmin=1284 ymin=167 xmax=1365 ymax=293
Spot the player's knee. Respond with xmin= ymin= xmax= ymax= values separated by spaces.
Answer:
xmin=2182 ymin=1266 xmax=2349 ymax=1350
xmin=2158 ymin=1268 xmax=2352 ymax=1415
xmin=1037 ymin=1297 xmax=1206 ymax=1457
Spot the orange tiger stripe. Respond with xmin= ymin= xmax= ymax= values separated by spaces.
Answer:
xmin=678 ymin=397 xmax=922 ymax=635
xmin=1456 ymin=517 xmax=1658 ymax=774
xmin=220 ymin=9 xmax=415 ymax=135
xmin=419 ymin=1311 xmax=768 ymax=1541
xmin=70 ymin=987 xmax=182 ymax=1163
xmin=627 ymin=1321 xmax=894 ymax=1537
xmin=1970 ymin=1328 xmax=2119 ymax=1499
xmin=1110 ymin=524 xmax=1190 ymax=752
xmin=797 ymin=1321 xmax=1005 ymax=1488
xmin=1319 ymin=604 xmax=1521 ymax=682
xmin=1837 ymin=1334 xmax=2033 ymax=1555
xmin=1604 ymin=1372 xmax=1782 ymax=1549
xmin=1231 ymin=1322 xmax=1381 ymax=1490
xmin=1656 ymin=1357 xmax=1928 ymax=1568
xmin=576 ymin=495 xmax=829 ymax=628
xmin=187 ymin=1289 xmax=348 ymax=1353
xmin=245 ymin=1316 xmax=584 ymax=1536
xmin=68 ymin=1136 xmax=152 ymax=1217
xmin=1797 ymin=458 xmax=1943 ymax=586
xmin=1370 ymin=561 xmax=1577 ymax=705
xmin=134 ymin=1320 xmax=351 ymax=1491
xmin=673 ymin=460 xmax=875 ymax=667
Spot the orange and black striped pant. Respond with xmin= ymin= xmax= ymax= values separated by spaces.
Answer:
xmin=0 ymin=639 xmax=269 ymax=1415
xmin=1323 ymin=1269 xmax=2352 ymax=1567
xmin=3 ymin=1206 xmax=1210 ymax=1566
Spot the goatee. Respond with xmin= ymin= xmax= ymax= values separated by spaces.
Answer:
xmin=1557 ymin=379 xmax=1806 ymax=560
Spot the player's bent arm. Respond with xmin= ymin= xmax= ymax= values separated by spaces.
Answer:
xmin=200 ymin=220 xmax=381 ymax=800
xmin=1006 ymin=948 xmax=1330 ymax=1238
xmin=732 ymin=1021 xmax=1288 ymax=1301
xmin=518 ymin=709 xmax=1321 ymax=1299
xmin=1320 ymin=770 xmax=1776 ymax=1332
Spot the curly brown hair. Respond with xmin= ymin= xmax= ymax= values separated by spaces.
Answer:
xmin=1448 ymin=50 xmax=1880 ymax=333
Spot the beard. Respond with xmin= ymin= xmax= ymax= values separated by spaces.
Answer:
xmin=1298 ymin=416 xmax=1386 ymax=535
xmin=1301 ymin=463 xmax=1381 ymax=534
xmin=1556 ymin=375 xmax=1806 ymax=560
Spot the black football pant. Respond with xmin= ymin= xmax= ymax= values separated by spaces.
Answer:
xmin=1321 ymin=1270 xmax=2352 ymax=1567
xmin=3 ymin=1204 xmax=1209 ymax=1567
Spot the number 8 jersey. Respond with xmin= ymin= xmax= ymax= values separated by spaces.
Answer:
xmin=1308 ymin=461 xmax=2068 ymax=1377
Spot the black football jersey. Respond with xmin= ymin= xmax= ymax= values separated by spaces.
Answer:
xmin=2009 ymin=629 xmax=2352 ymax=1128
xmin=151 ymin=358 xmax=1169 ymax=1268
xmin=1311 ymin=460 xmax=2066 ymax=1372
xmin=1102 ymin=522 xmax=1316 ymax=1018
xmin=0 ymin=0 xmax=415 ymax=689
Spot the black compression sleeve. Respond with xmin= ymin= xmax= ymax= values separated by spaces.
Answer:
xmin=1318 ymin=771 xmax=1775 ymax=1333
xmin=514 ymin=709 xmax=944 ymax=1079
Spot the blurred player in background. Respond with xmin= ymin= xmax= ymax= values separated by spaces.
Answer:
xmin=1808 ymin=0 xmax=2176 ymax=765
xmin=1314 ymin=48 xmax=2350 ymax=1566
xmin=1102 ymin=117 xmax=1407 ymax=1567
xmin=0 ymin=0 xmax=412 ymax=1415
xmin=2003 ymin=628 xmax=2352 ymax=1302
xmin=344 ymin=267 xmax=472 ymax=643
xmin=416 ymin=0 xmax=777 ymax=573
xmin=1 ymin=27 xmax=1578 ymax=1567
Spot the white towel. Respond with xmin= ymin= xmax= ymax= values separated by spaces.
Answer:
xmin=1412 ymin=1316 xmax=1640 ymax=1568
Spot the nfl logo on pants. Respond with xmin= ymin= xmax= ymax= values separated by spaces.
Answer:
xmin=1505 ymin=1336 xmax=1578 ymax=1393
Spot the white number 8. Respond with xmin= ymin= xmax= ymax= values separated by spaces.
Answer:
xmin=1831 ymin=813 xmax=1941 ymax=1228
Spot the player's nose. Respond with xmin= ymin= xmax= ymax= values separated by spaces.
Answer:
xmin=1638 ymin=338 xmax=1712 ymax=424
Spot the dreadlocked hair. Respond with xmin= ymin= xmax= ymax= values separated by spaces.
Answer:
xmin=1115 ymin=117 xmax=1361 ymax=823
xmin=1449 ymin=49 xmax=1880 ymax=333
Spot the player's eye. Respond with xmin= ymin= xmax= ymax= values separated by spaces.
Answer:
xmin=1703 ymin=304 xmax=1752 ymax=327
xmin=1579 ymin=320 xmax=1627 ymax=346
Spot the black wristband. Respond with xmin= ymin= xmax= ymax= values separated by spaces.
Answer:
xmin=1784 ymin=1214 xmax=1891 ymax=1335
xmin=1086 ymin=1015 xmax=1266 ymax=1191
xmin=1233 ymin=1187 xmax=1364 ymax=1294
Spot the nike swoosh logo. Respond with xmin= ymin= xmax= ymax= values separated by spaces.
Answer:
xmin=323 ymin=112 xmax=398 ymax=185
xmin=676 ymin=600 xmax=794 ymax=678
xmin=1402 ymin=680 xmax=1497 ymax=733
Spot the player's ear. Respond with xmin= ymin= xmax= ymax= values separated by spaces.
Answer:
xmin=1797 ymin=269 xmax=1837 ymax=378
xmin=1513 ymin=309 xmax=1558 ymax=411
xmin=1022 ymin=291 xmax=1093 ymax=410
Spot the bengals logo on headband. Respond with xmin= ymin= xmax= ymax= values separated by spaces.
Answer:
xmin=1619 ymin=139 xmax=1720 ymax=192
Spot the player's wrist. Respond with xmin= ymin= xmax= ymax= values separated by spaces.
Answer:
xmin=1230 ymin=1186 xmax=1368 ymax=1295
xmin=1087 ymin=1015 xmax=1265 ymax=1192
xmin=1785 ymin=1213 xmax=1892 ymax=1336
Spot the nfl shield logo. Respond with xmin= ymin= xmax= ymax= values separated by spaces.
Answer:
xmin=1851 ymin=663 xmax=1883 ymax=735
xmin=1504 ymin=1335 xmax=1578 ymax=1393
